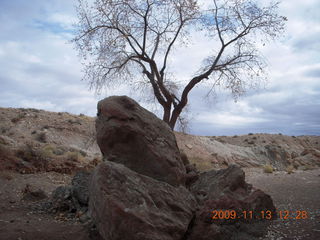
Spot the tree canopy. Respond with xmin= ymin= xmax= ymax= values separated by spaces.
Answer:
xmin=73 ymin=0 xmax=286 ymax=129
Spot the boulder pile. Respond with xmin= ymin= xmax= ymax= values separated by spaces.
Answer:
xmin=90 ymin=96 xmax=276 ymax=240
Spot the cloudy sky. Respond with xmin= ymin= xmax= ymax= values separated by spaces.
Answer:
xmin=0 ymin=0 xmax=319 ymax=136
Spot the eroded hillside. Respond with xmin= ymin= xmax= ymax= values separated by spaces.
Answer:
xmin=176 ymin=132 xmax=320 ymax=171
xmin=1 ymin=107 xmax=319 ymax=173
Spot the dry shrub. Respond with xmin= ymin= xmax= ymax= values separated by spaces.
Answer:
xmin=0 ymin=144 xmax=20 ymax=171
xmin=11 ymin=143 xmax=87 ymax=174
xmin=91 ymin=156 xmax=102 ymax=166
xmin=53 ymin=146 xmax=67 ymax=156
xmin=189 ymin=157 xmax=212 ymax=172
xmin=263 ymin=164 xmax=274 ymax=173
xmin=0 ymin=171 xmax=14 ymax=180
xmin=39 ymin=145 xmax=55 ymax=159
xmin=68 ymin=119 xmax=82 ymax=125
xmin=302 ymin=165 xmax=316 ymax=171
xmin=36 ymin=132 xmax=47 ymax=143
xmin=16 ymin=144 xmax=37 ymax=161
xmin=22 ymin=184 xmax=47 ymax=201
xmin=79 ymin=150 xmax=87 ymax=157
xmin=66 ymin=151 xmax=84 ymax=162
xmin=286 ymin=165 xmax=294 ymax=174
xmin=11 ymin=113 xmax=25 ymax=123
xmin=15 ymin=143 xmax=52 ymax=172
xmin=0 ymin=136 xmax=9 ymax=145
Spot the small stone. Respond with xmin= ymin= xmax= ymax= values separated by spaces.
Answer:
xmin=186 ymin=144 xmax=193 ymax=149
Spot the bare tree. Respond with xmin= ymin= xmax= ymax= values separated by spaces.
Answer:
xmin=73 ymin=0 xmax=286 ymax=129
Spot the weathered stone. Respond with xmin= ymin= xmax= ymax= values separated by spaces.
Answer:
xmin=92 ymin=96 xmax=278 ymax=240
xmin=187 ymin=165 xmax=276 ymax=240
xmin=89 ymin=161 xmax=197 ymax=240
xmin=190 ymin=165 xmax=249 ymax=202
xmin=50 ymin=171 xmax=91 ymax=213
xmin=186 ymin=144 xmax=193 ymax=150
xmin=22 ymin=184 xmax=47 ymax=202
xmin=71 ymin=170 xmax=91 ymax=206
xmin=51 ymin=186 xmax=74 ymax=212
xmin=180 ymin=151 xmax=190 ymax=166
xmin=96 ymin=96 xmax=186 ymax=186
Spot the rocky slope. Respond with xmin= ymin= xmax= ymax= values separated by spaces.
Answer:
xmin=0 ymin=107 xmax=319 ymax=173
xmin=0 ymin=107 xmax=101 ymax=173
xmin=176 ymin=132 xmax=320 ymax=171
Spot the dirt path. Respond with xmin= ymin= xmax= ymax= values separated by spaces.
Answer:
xmin=245 ymin=168 xmax=320 ymax=240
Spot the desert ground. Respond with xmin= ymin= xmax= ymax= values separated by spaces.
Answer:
xmin=0 ymin=107 xmax=319 ymax=240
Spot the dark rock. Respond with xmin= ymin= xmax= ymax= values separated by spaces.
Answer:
xmin=91 ymin=96 xmax=277 ymax=240
xmin=185 ymin=172 xmax=199 ymax=188
xmin=22 ymin=184 xmax=47 ymax=202
xmin=184 ymin=162 xmax=200 ymax=188
xmin=51 ymin=186 xmax=74 ymax=212
xmin=187 ymin=165 xmax=276 ymax=240
xmin=79 ymin=211 xmax=91 ymax=223
xmin=185 ymin=163 xmax=197 ymax=174
xmin=96 ymin=96 xmax=186 ymax=186
xmin=50 ymin=171 xmax=91 ymax=213
xmin=71 ymin=171 xmax=91 ymax=206
xmin=89 ymin=161 xmax=197 ymax=240
xmin=190 ymin=165 xmax=249 ymax=202
xmin=180 ymin=151 xmax=190 ymax=166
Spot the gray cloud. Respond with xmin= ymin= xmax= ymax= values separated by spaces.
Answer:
xmin=292 ymin=32 xmax=320 ymax=53
xmin=304 ymin=66 xmax=320 ymax=78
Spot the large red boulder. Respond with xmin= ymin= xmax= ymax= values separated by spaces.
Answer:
xmin=91 ymin=96 xmax=277 ymax=240
xmin=96 ymin=96 xmax=186 ymax=186
xmin=89 ymin=161 xmax=197 ymax=240
xmin=187 ymin=165 xmax=276 ymax=240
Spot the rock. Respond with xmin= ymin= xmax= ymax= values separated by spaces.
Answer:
xmin=185 ymin=163 xmax=200 ymax=188
xmin=89 ymin=161 xmax=197 ymax=240
xmin=180 ymin=150 xmax=190 ymax=166
xmin=79 ymin=211 xmax=91 ymax=223
xmin=22 ymin=184 xmax=47 ymax=201
xmin=92 ymin=97 xmax=278 ymax=240
xmin=294 ymin=148 xmax=320 ymax=167
xmin=185 ymin=163 xmax=197 ymax=174
xmin=190 ymin=165 xmax=249 ymax=201
xmin=96 ymin=96 xmax=186 ymax=186
xmin=51 ymin=186 xmax=74 ymax=212
xmin=291 ymin=151 xmax=299 ymax=158
xmin=71 ymin=170 xmax=91 ymax=207
xmin=185 ymin=171 xmax=199 ymax=188
xmin=187 ymin=165 xmax=276 ymax=240
xmin=0 ymin=135 xmax=15 ymax=146
xmin=50 ymin=171 xmax=91 ymax=213
xmin=186 ymin=144 xmax=193 ymax=150
xmin=180 ymin=152 xmax=200 ymax=187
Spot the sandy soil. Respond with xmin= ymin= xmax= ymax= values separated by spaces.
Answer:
xmin=245 ymin=168 xmax=320 ymax=240
xmin=0 ymin=171 xmax=100 ymax=240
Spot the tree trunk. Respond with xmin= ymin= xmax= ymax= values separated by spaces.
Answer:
xmin=162 ymin=104 xmax=171 ymax=124
xmin=168 ymin=105 xmax=184 ymax=130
